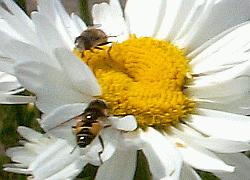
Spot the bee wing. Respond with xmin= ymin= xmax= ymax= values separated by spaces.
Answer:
xmin=40 ymin=103 xmax=88 ymax=144
xmin=87 ymin=24 xmax=102 ymax=30
xmin=40 ymin=103 xmax=88 ymax=132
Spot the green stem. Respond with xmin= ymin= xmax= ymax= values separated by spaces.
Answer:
xmin=15 ymin=0 xmax=26 ymax=13
xmin=79 ymin=0 xmax=92 ymax=26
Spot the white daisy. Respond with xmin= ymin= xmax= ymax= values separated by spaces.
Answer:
xmin=1 ymin=0 xmax=250 ymax=179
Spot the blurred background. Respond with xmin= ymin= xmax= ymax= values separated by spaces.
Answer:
xmin=0 ymin=0 xmax=221 ymax=179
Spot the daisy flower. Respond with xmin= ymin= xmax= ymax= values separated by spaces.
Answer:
xmin=1 ymin=0 xmax=250 ymax=179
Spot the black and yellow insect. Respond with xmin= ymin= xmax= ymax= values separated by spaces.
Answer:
xmin=71 ymin=99 xmax=110 ymax=163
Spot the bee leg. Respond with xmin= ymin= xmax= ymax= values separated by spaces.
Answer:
xmin=99 ymin=42 xmax=113 ymax=58
xmin=103 ymin=124 xmax=111 ymax=128
xmin=70 ymin=144 xmax=78 ymax=154
xmin=98 ymin=136 xmax=104 ymax=164
xmin=80 ymin=51 xmax=85 ymax=58
xmin=107 ymin=45 xmax=112 ymax=58
xmin=97 ymin=42 xmax=112 ymax=46
xmin=94 ymin=46 xmax=105 ymax=50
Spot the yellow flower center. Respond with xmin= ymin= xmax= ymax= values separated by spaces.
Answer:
xmin=75 ymin=36 xmax=195 ymax=130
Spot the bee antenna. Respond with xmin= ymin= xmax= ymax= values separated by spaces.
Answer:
xmin=108 ymin=35 xmax=117 ymax=38
xmin=108 ymin=31 xmax=124 ymax=38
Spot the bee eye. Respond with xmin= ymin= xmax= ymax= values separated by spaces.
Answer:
xmin=85 ymin=113 xmax=98 ymax=121
xmin=86 ymin=115 xmax=93 ymax=120
xmin=74 ymin=36 xmax=81 ymax=44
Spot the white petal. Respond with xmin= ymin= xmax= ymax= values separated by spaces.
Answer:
xmin=187 ymin=109 xmax=250 ymax=141
xmin=46 ymin=158 xmax=87 ymax=180
xmin=125 ymin=0 xmax=166 ymax=37
xmin=187 ymin=75 xmax=250 ymax=100
xmin=196 ymin=92 xmax=250 ymax=115
xmin=24 ymin=142 xmax=50 ymax=155
xmin=190 ymin=22 xmax=250 ymax=70
xmin=183 ymin=0 xmax=250 ymax=51
xmin=29 ymin=139 xmax=73 ymax=170
xmin=173 ymin=0 xmax=214 ymax=49
xmin=40 ymin=103 xmax=87 ymax=131
xmin=214 ymin=153 xmax=250 ymax=180
xmin=54 ymin=0 xmax=80 ymax=42
xmin=37 ymin=0 xmax=74 ymax=49
xmin=176 ymin=141 xmax=234 ymax=173
xmin=109 ymin=115 xmax=137 ymax=131
xmin=0 ymin=71 xmax=16 ymax=82
xmin=0 ymin=81 xmax=20 ymax=92
xmin=0 ymin=71 xmax=22 ymax=95
xmin=0 ymin=2 xmax=37 ymax=45
xmin=2 ymin=0 xmax=34 ymax=29
xmin=0 ymin=56 xmax=15 ymax=75
xmin=3 ymin=163 xmax=27 ymax=169
xmin=54 ymin=48 xmax=101 ymax=97
xmin=6 ymin=147 xmax=36 ymax=166
xmin=5 ymin=126 xmax=84 ymax=179
xmin=0 ymin=28 xmax=16 ymax=50
xmin=0 ymin=94 xmax=35 ymax=104
xmin=158 ymin=0 xmax=204 ymax=42
xmin=84 ymin=128 xmax=120 ymax=166
xmin=140 ymin=128 xmax=182 ymax=179
xmin=171 ymin=127 xmax=250 ymax=153
xmin=4 ymin=167 xmax=31 ymax=174
xmin=96 ymin=149 xmax=137 ymax=180
xmin=187 ymin=21 xmax=248 ymax=59
xmin=0 ymin=88 xmax=25 ymax=95
xmin=3 ymin=40 xmax=59 ymax=68
xmin=37 ymin=0 xmax=56 ymax=21
xmin=15 ymin=61 xmax=92 ymax=113
xmin=17 ymin=126 xmax=43 ymax=143
xmin=92 ymin=0 xmax=129 ymax=42
xmin=180 ymin=163 xmax=201 ymax=180
xmin=31 ymin=140 xmax=80 ymax=179
xmin=6 ymin=147 xmax=28 ymax=157
xmin=71 ymin=13 xmax=87 ymax=34
xmin=31 ymin=12 xmax=68 ymax=54
xmin=0 ymin=15 xmax=23 ymax=42
xmin=155 ymin=0 xmax=183 ymax=40
xmin=191 ymin=56 xmax=250 ymax=85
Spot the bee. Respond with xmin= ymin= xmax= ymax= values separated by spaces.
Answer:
xmin=46 ymin=99 xmax=111 ymax=163
xmin=71 ymin=99 xmax=110 ymax=163
xmin=75 ymin=26 xmax=113 ymax=55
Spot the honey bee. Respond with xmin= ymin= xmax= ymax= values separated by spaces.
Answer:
xmin=74 ymin=26 xmax=113 ymax=53
xmin=46 ymin=99 xmax=111 ymax=163
xmin=71 ymin=99 xmax=110 ymax=163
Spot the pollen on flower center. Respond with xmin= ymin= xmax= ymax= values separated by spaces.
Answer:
xmin=75 ymin=36 xmax=195 ymax=130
